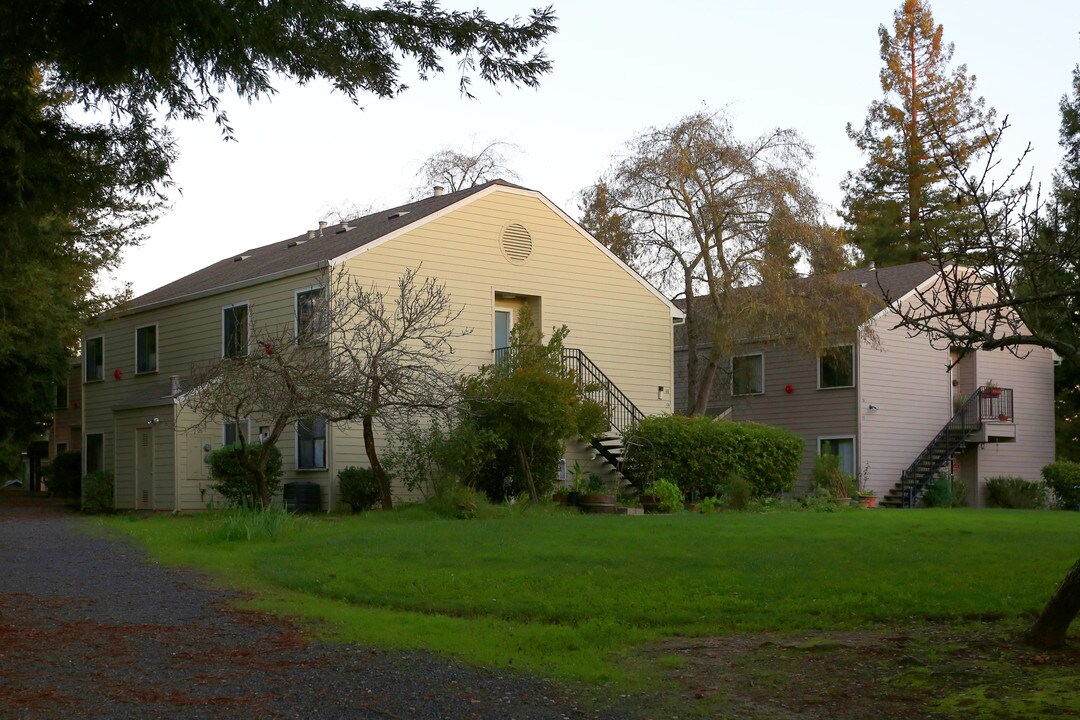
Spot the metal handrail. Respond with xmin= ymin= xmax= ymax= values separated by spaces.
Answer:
xmin=897 ymin=385 xmax=1013 ymax=507
xmin=491 ymin=346 xmax=645 ymax=433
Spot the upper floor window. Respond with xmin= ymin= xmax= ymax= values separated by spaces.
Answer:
xmin=731 ymin=353 xmax=764 ymax=395
xmin=819 ymin=345 xmax=855 ymax=389
xmin=55 ymin=381 xmax=68 ymax=409
xmin=223 ymin=303 xmax=249 ymax=358
xmin=297 ymin=416 xmax=327 ymax=469
xmin=136 ymin=324 xmax=158 ymax=374
xmin=85 ymin=337 xmax=103 ymax=382
xmin=296 ymin=288 xmax=326 ymax=343
xmin=224 ymin=418 xmax=251 ymax=446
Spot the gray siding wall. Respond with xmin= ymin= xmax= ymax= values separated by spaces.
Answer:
xmin=674 ymin=340 xmax=858 ymax=493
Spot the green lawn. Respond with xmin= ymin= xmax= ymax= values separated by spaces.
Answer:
xmin=103 ymin=506 xmax=1079 ymax=689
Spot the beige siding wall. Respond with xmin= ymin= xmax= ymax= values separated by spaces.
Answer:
xmin=82 ymin=268 xmax=325 ymax=510
xmin=970 ymin=346 xmax=1056 ymax=504
xmin=85 ymin=187 xmax=673 ymax=510
xmin=858 ymin=309 xmax=955 ymax=497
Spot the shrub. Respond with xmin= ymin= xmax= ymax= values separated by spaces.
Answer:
xmin=338 ymin=466 xmax=382 ymax=512
xmin=623 ymin=415 xmax=802 ymax=499
xmin=810 ymin=454 xmax=856 ymax=499
xmin=921 ymin=475 xmax=967 ymax=508
xmin=82 ymin=471 xmax=114 ymax=514
xmin=723 ymin=474 xmax=752 ymax=511
xmin=208 ymin=443 xmax=283 ymax=508
xmin=426 ymin=482 xmax=488 ymax=519
xmin=47 ymin=450 xmax=82 ymax=498
xmin=985 ymin=476 xmax=1048 ymax=509
xmin=644 ymin=478 xmax=683 ymax=513
xmin=697 ymin=496 xmax=723 ymax=513
xmin=1042 ymin=461 xmax=1080 ymax=510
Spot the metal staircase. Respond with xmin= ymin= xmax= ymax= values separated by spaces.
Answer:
xmin=882 ymin=386 xmax=1014 ymax=508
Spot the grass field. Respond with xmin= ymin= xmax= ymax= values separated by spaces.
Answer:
xmin=104 ymin=506 xmax=1080 ymax=717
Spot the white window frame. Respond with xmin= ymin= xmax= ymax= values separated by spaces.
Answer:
xmin=494 ymin=307 xmax=514 ymax=350
xmin=223 ymin=418 xmax=252 ymax=447
xmin=222 ymin=302 xmax=251 ymax=358
xmin=294 ymin=286 xmax=326 ymax=344
xmin=296 ymin=416 xmax=328 ymax=470
xmin=731 ymin=352 xmax=765 ymax=396
xmin=85 ymin=432 xmax=105 ymax=475
xmin=135 ymin=323 xmax=159 ymax=374
xmin=818 ymin=344 xmax=855 ymax=390
xmin=84 ymin=336 xmax=104 ymax=382
xmin=818 ymin=436 xmax=857 ymax=477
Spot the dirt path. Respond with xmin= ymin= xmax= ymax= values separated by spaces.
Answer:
xmin=0 ymin=494 xmax=611 ymax=719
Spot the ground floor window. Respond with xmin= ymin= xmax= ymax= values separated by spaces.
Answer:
xmin=85 ymin=433 xmax=104 ymax=474
xmin=297 ymin=417 xmax=326 ymax=469
xmin=819 ymin=437 xmax=855 ymax=476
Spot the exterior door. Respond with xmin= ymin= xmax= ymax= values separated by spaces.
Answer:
xmin=494 ymin=308 xmax=512 ymax=362
xmin=136 ymin=428 xmax=153 ymax=510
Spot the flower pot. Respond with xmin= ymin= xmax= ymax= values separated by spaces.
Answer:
xmin=998 ymin=413 xmax=1009 ymax=422
xmin=565 ymin=491 xmax=581 ymax=507
xmin=552 ymin=491 xmax=569 ymax=505
xmin=580 ymin=493 xmax=617 ymax=514
xmin=858 ymin=495 xmax=877 ymax=508
xmin=834 ymin=496 xmax=851 ymax=507
xmin=980 ymin=388 xmax=1002 ymax=398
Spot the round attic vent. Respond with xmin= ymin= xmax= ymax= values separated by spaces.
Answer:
xmin=500 ymin=223 xmax=533 ymax=264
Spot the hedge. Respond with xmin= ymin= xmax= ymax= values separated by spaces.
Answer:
xmin=623 ymin=415 xmax=803 ymax=498
xmin=1042 ymin=461 xmax=1080 ymax=510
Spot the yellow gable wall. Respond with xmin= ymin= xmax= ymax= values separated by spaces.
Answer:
xmin=338 ymin=187 xmax=674 ymax=409
xmin=328 ymin=188 xmax=675 ymax=499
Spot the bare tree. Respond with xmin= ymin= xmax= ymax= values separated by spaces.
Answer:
xmin=586 ymin=110 xmax=873 ymax=415
xmin=185 ymin=321 xmax=334 ymax=508
xmin=320 ymin=265 xmax=470 ymax=508
xmin=887 ymin=104 xmax=1079 ymax=647
xmin=184 ymin=264 xmax=469 ymax=510
xmin=412 ymin=140 xmax=520 ymax=198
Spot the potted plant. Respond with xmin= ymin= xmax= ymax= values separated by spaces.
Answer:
xmin=855 ymin=462 xmax=876 ymax=508
xmin=980 ymin=380 xmax=1002 ymax=398
xmin=857 ymin=489 xmax=877 ymax=508
xmin=566 ymin=461 xmax=587 ymax=506
xmin=997 ymin=412 xmax=1010 ymax=422
xmin=581 ymin=473 xmax=617 ymax=514
xmin=641 ymin=478 xmax=682 ymax=513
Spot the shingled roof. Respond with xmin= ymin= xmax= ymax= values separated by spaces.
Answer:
xmin=673 ymin=261 xmax=940 ymax=348
xmin=128 ymin=179 xmax=527 ymax=311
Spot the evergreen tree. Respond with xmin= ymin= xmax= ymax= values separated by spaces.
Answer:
xmin=0 ymin=2 xmax=556 ymax=467
xmin=1041 ymin=65 xmax=1080 ymax=462
xmin=842 ymin=0 xmax=996 ymax=267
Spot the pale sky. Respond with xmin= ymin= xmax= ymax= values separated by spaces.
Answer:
xmin=116 ymin=1 xmax=1080 ymax=298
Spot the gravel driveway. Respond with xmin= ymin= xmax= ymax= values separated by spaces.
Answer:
xmin=0 ymin=495 xmax=625 ymax=719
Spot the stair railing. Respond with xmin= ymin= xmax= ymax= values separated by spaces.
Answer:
xmin=897 ymin=387 xmax=985 ymax=508
xmin=491 ymin=345 xmax=645 ymax=434
xmin=560 ymin=348 xmax=645 ymax=434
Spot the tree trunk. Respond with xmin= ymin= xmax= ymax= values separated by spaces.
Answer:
xmin=362 ymin=414 xmax=393 ymax=509
xmin=516 ymin=442 xmax=539 ymax=503
xmin=1026 ymin=555 xmax=1080 ymax=649
xmin=690 ymin=359 xmax=721 ymax=417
